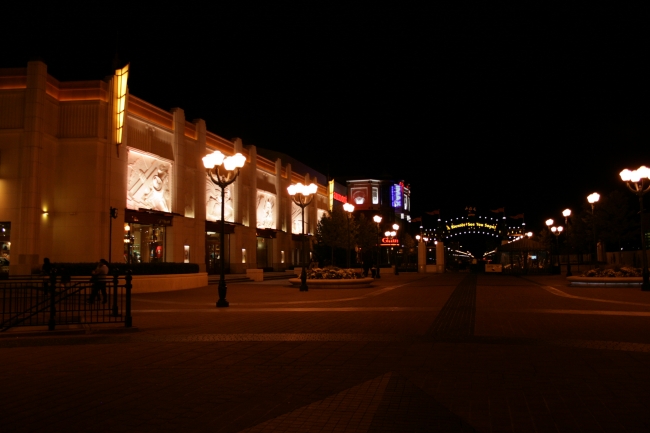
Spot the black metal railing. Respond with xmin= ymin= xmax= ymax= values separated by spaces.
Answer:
xmin=0 ymin=271 xmax=132 ymax=332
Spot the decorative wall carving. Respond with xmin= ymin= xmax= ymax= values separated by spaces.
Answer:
xmin=206 ymin=179 xmax=233 ymax=222
xmin=127 ymin=149 xmax=173 ymax=212
xmin=256 ymin=190 xmax=276 ymax=229
xmin=317 ymin=208 xmax=327 ymax=224
xmin=291 ymin=202 xmax=303 ymax=234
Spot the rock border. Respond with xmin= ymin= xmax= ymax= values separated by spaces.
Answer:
xmin=288 ymin=277 xmax=375 ymax=289
xmin=567 ymin=276 xmax=642 ymax=287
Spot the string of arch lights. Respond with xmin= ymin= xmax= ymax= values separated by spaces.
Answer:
xmin=416 ymin=214 xmax=527 ymax=243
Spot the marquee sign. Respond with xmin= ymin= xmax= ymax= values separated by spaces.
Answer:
xmin=446 ymin=222 xmax=498 ymax=231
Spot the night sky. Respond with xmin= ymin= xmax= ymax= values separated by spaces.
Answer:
xmin=3 ymin=4 xmax=649 ymax=234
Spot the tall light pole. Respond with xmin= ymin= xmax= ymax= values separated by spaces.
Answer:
xmin=551 ymin=226 xmax=563 ymax=264
xmin=392 ymin=223 xmax=400 ymax=275
xmin=546 ymin=219 xmax=554 ymax=271
xmin=203 ymin=150 xmax=246 ymax=307
xmin=620 ymin=166 xmax=650 ymax=291
xmin=587 ymin=192 xmax=600 ymax=268
xmin=562 ymin=209 xmax=572 ymax=276
xmin=343 ymin=203 xmax=355 ymax=268
xmin=373 ymin=215 xmax=382 ymax=278
xmin=288 ymin=182 xmax=317 ymax=291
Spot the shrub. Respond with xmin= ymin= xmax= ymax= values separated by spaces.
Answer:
xmin=307 ymin=266 xmax=362 ymax=280
xmin=582 ymin=267 xmax=642 ymax=277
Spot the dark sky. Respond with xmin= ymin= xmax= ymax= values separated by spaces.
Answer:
xmin=4 ymin=4 xmax=650 ymax=233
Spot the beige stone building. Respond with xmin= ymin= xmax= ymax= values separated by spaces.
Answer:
xmin=0 ymin=61 xmax=344 ymax=280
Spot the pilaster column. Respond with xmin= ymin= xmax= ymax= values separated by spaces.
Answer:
xmin=15 ymin=61 xmax=47 ymax=273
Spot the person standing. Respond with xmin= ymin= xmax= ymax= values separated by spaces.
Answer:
xmin=88 ymin=259 xmax=109 ymax=304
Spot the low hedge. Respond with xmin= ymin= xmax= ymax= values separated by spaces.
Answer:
xmin=47 ymin=262 xmax=200 ymax=277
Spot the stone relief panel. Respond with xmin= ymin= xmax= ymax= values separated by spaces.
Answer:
xmin=291 ymin=202 xmax=303 ymax=234
xmin=256 ymin=190 xmax=276 ymax=229
xmin=206 ymin=178 xmax=233 ymax=222
xmin=127 ymin=149 xmax=173 ymax=212
xmin=317 ymin=208 xmax=327 ymax=224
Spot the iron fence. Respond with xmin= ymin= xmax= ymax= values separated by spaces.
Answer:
xmin=0 ymin=272 xmax=132 ymax=332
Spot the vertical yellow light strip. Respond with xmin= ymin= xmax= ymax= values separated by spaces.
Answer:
xmin=328 ymin=180 xmax=334 ymax=211
xmin=115 ymin=63 xmax=129 ymax=145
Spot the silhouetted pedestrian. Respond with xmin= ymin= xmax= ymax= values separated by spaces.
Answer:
xmin=88 ymin=259 xmax=109 ymax=304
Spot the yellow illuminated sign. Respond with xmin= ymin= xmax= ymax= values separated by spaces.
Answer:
xmin=446 ymin=222 xmax=497 ymax=231
xmin=115 ymin=63 xmax=129 ymax=145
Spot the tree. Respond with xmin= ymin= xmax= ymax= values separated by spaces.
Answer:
xmin=593 ymin=190 xmax=638 ymax=253
xmin=316 ymin=208 xmax=350 ymax=267
xmin=402 ymin=232 xmax=416 ymax=268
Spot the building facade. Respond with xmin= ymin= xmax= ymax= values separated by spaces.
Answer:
xmin=0 ymin=61 xmax=346 ymax=277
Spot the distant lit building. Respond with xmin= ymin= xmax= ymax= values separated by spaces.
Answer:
xmin=345 ymin=178 xmax=411 ymax=226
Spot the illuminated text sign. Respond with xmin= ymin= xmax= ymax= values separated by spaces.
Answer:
xmin=446 ymin=222 xmax=497 ymax=231
xmin=391 ymin=184 xmax=402 ymax=208
xmin=333 ymin=192 xmax=347 ymax=203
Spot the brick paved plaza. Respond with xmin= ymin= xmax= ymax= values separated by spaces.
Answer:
xmin=2 ymin=272 xmax=650 ymax=432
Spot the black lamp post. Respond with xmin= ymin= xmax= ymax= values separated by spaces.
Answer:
xmin=551 ymin=226 xmax=563 ymax=272
xmin=587 ymin=192 xmax=600 ymax=269
xmin=620 ymin=167 xmax=650 ymax=291
xmin=288 ymin=182 xmax=317 ymax=291
xmin=203 ymin=150 xmax=246 ymax=307
xmin=385 ymin=224 xmax=400 ymax=275
xmin=343 ymin=203 xmax=355 ymax=268
xmin=545 ymin=218 xmax=555 ymax=271
xmin=562 ymin=209 xmax=572 ymax=276
xmin=373 ymin=215 xmax=382 ymax=278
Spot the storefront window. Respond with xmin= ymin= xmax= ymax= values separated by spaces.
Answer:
xmin=124 ymin=223 xmax=166 ymax=263
xmin=0 ymin=222 xmax=10 ymax=271
xmin=256 ymin=237 xmax=272 ymax=269
xmin=206 ymin=232 xmax=230 ymax=274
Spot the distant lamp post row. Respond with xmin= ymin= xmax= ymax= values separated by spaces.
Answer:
xmin=620 ymin=166 xmax=650 ymax=291
xmin=587 ymin=192 xmax=600 ymax=268
xmin=373 ymin=215 xmax=382 ymax=278
xmin=203 ymin=150 xmax=246 ymax=307
xmin=343 ymin=203 xmax=355 ymax=268
xmin=288 ymin=182 xmax=318 ymax=292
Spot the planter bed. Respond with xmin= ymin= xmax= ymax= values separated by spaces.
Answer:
xmin=288 ymin=277 xmax=374 ymax=289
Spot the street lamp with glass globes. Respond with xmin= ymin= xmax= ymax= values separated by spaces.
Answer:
xmin=587 ymin=192 xmax=600 ymax=268
xmin=343 ymin=203 xmax=355 ymax=268
xmin=203 ymin=150 xmax=246 ymax=307
xmin=545 ymin=219 xmax=556 ymax=272
xmin=562 ymin=208 xmax=572 ymax=276
xmin=288 ymin=182 xmax=318 ymax=291
xmin=373 ymin=215 xmax=382 ymax=278
xmin=386 ymin=223 xmax=400 ymax=275
xmin=620 ymin=166 xmax=650 ymax=291
xmin=551 ymin=225 xmax=564 ymax=273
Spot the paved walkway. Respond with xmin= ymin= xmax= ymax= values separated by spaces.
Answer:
xmin=2 ymin=272 xmax=650 ymax=432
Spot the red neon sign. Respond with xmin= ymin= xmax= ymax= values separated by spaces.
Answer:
xmin=381 ymin=238 xmax=399 ymax=245
xmin=333 ymin=192 xmax=347 ymax=203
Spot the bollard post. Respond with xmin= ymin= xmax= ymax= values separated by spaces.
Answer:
xmin=111 ymin=268 xmax=119 ymax=317
xmin=125 ymin=270 xmax=132 ymax=327
xmin=47 ymin=272 xmax=57 ymax=330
